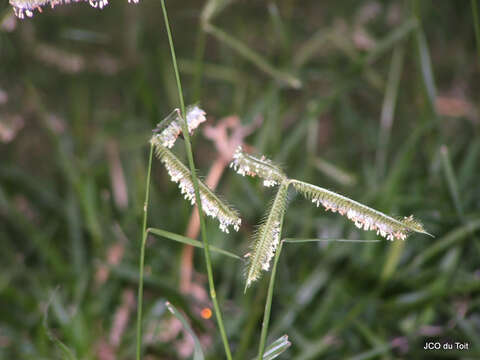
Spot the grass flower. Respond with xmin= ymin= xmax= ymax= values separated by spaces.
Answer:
xmin=9 ymin=0 xmax=139 ymax=18
xmin=152 ymin=106 xmax=206 ymax=149
xmin=291 ymin=179 xmax=431 ymax=241
xmin=232 ymin=151 xmax=432 ymax=288
xmin=152 ymin=144 xmax=241 ymax=233
xmin=245 ymin=181 xmax=288 ymax=288
xmin=230 ymin=146 xmax=286 ymax=187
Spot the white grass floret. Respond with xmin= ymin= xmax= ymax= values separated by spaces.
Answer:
xmin=292 ymin=179 xmax=430 ymax=241
xmin=230 ymin=146 xmax=286 ymax=187
xmin=152 ymin=106 xmax=206 ymax=149
xmin=10 ymin=0 xmax=139 ymax=18
xmin=154 ymin=144 xmax=241 ymax=233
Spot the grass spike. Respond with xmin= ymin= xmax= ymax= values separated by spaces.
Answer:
xmin=9 ymin=0 xmax=139 ymax=19
xmin=290 ymin=179 xmax=432 ymax=240
xmin=245 ymin=181 xmax=288 ymax=289
xmin=152 ymin=143 xmax=241 ymax=233
xmin=152 ymin=105 xmax=206 ymax=149
xmin=230 ymin=146 xmax=287 ymax=187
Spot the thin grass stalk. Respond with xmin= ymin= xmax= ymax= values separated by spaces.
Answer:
xmin=257 ymin=238 xmax=284 ymax=360
xmin=136 ymin=143 xmax=154 ymax=360
xmin=159 ymin=1 xmax=233 ymax=359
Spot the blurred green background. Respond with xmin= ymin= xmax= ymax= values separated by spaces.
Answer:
xmin=1 ymin=0 xmax=480 ymax=359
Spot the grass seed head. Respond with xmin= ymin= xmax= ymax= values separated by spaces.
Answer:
xmin=230 ymin=146 xmax=287 ymax=187
xmin=245 ymin=181 xmax=288 ymax=289
xmin=291 ymin=180 xmax=431 ymax=241
xmin=10 ymin=0 xmax=139 ymax=19
xmin=151 ymin=106 xmax=206 ymax=149
xmin=154 ymin=145 xmax=241 ymax=233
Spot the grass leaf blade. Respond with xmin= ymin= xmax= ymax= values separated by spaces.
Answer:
xmin=166 ymin=302 xmax=205 ymax=360
xmin=43 ymin=289 xmax=77 ymax=360
xmin=148 ymin=227 xmax=242 ymax=260
xmin=253 ymin=334 xmax=291 ymax=360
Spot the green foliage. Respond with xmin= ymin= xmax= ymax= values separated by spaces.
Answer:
xmin=1 ymin=0 xmax=479 ymax=359
xmin=166 ymin=301 xmax=205 ymax=360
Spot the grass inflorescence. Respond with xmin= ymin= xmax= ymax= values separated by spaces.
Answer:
xmin=231 ymin=148 xmax=432 ymax=288
xmin=2 ymin=1 xmax=479 ymax=359
xmin=9 ymin=0 xmax=139 ymax=18
xmin=153 ymin=142 xmax=241 ymax=233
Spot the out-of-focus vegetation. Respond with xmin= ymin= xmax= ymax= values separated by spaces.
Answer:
xmin=1 ymin=0 xmax=480 ymax=359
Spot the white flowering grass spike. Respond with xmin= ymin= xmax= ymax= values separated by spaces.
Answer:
xmin=152 ymin=106 xmax=206 ymax=149
xmin=290 ymin=179 xmax=432 ymax=241
xmin=230 ymin=146 xmax=287 ymax=187
xmin=245 ymin=181 xmax=288 ymax=289
xmin=9 ymin=0 xmax=139 ymax=18
xmin=153 ymin=144 xmax=241 ymax=233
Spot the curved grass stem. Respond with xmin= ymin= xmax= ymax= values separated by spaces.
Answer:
xmin=159 ymin=1 xmax=233 ymax=359
xmin=136 ymin=143 xmax=154 ymax=360
xmin=257 ymin=239 xmax=284 ymax=360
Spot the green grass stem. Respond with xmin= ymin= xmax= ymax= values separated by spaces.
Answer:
xmin=257 ymin=239 xmax=284 ymax=360
xmin=159 ymin=1 xmax=233 ymax=359
xmin=135 ymin=143 xmax=154 ymax=360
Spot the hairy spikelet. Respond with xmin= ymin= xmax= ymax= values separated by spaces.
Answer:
xmin=151 ymin=106 xmax=206 ymax=149
xmin=245 ymin=181 xmax=288 ymax=288
xmin=153 ymin=144 xmax=241 ymax=233
xmin=230 ymin=146 xmax=287 ymax=187
xmin=9 ymin=0 xmax=139 ymax=19
xmin=290 ymin=179 xmax=432 ymax=240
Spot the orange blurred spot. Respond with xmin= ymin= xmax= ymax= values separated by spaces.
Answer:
xmin=201 ymin=307 xmax=212 ymax=319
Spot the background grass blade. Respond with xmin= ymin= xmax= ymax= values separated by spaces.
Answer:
xmin=366 ymin=18 xmax=417 ymax=64
xmin=413 ymin=16 xmax=437 ymax=113
xmin=2 ymin=1 xmax=479 ymax=359
xmin=258 ymin=334 xmax=291 ymax=360
xmin=375 ymin=44 xmax=405 ymax=181
xmin=203 ymin=23 xmax=301 ymax=89
xmin=166 ymin=302 xmax=205 ymax=360
xmin=472 ymin=0 xmax=480 ymax=61
xmin=43 ymin=289 xmax=77 ymax=360
xmin=440 ymin=145 xmax=464 ymax=220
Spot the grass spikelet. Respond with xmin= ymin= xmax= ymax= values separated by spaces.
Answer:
xmin=9 ymin=0 xmax=139 ymax=19
xmin=152 ymin=106 xmax=206 ymax=149
xmin=230 ymin=146 xmax=287 ymax=187
xmin=290 ymin=179 xmax=432 ymax=240
xmin=245 ymin=181 xmax=288 ymax=289
xmin=153 ymin=144 xmax=241 ymax=233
